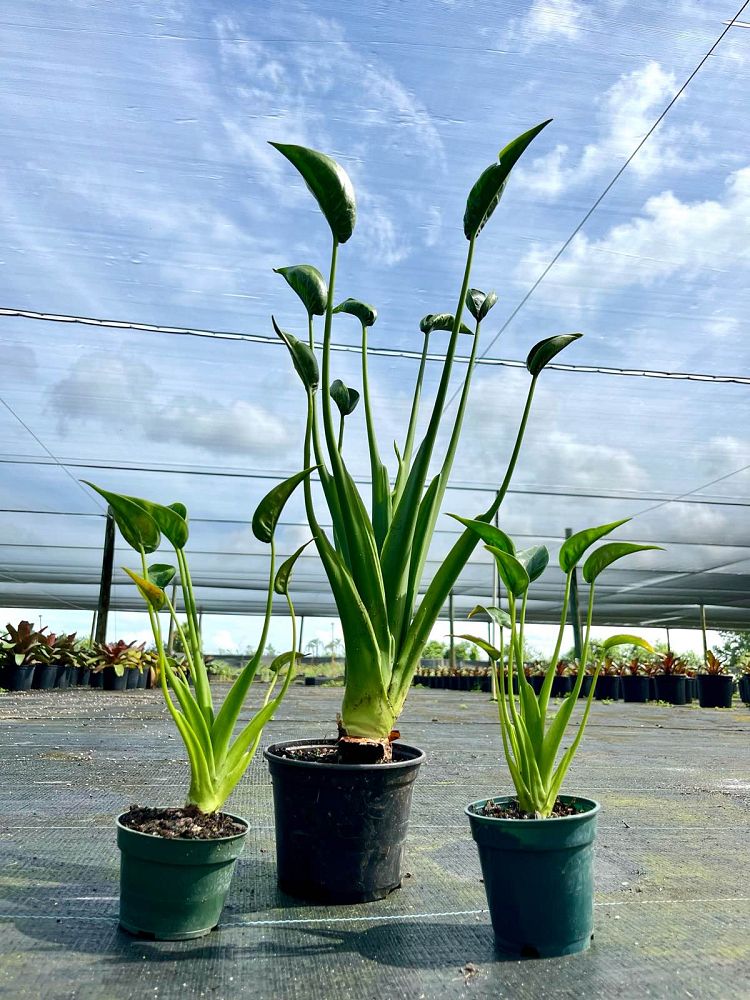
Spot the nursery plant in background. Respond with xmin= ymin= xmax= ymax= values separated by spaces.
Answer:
xmin=84 ymin=474 xmax=312 ymax=940
xmin=698 ymin=650 xmax=733 ymax=708
xmin=265 ymin=120 xmax=587 ymax=903
xmin=461 ymin=519 xmax=657 ymax=957
xmin=0 ymin=621 xmax=51 ymax=691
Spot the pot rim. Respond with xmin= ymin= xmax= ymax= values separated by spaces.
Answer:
xmin=116 ymin=809 xmax=249 ymax=843
xmin=465 ymin=793 xmax=600 ymax=824
xmin=264 ymin=737 xmax=426 ymax=772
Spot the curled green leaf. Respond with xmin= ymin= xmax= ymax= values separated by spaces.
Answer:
xmin=486 ymin=545 xmax=530 ymax=596
xmin=448 ymin=514 xmax=515 ymax=554
xmin=123 ymin=496 xmax=189 ymax=549
xmin=148 ymin=564 xmax=177 ymax=590
xmin=517 ymin=545 xmax=549 ymax=584
xmin=466 ymin=288 xmax=498 ymax=323
xmin=83 ymin=482 xmax=161 ymax=554
xmin=252 ymin=468 xmax=318 ymax=544
xmin=463 ymin=120 xmax=552 ymax=240
xmin=333 ymin=298 xmax=377 ymax=327
xmin=330 ymin=379 xmax=360 ymax=417
xmin=454 ymin=634 xmax=503 ymax=662
xmin=274 ymin=538 xmax=314 ymax=595
xmin=583 ymin=542 xmax=663 ymax=584
xmin=269 ymin=142 xmax=356 ymax=244
xmin=467 ymin=604 xmax=512 ymax=629
xmin=526 ymin=333 xmax=582 ymax=377
xmin=602 ymin=634 xmax=653 ymax=653
xmin=559 ymin=518 xmax=631 ymax=573
xmin=274 ymin=264 xmax=327 ymax=317
xmin=419 ymin=313 xmax=472 ymax=336
xmin=123 ymin=567 xmax=166 ymax=611
xmin=272 ymin=316 xmax=319 ymax=391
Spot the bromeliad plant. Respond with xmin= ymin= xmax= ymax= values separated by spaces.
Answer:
xmin=456 ymin=518 xmax=659 ymax=817
xmin=271 ymin=122 xmax=587 ymax=758
xmin=85 ymin=473 xmax=313 ymax=814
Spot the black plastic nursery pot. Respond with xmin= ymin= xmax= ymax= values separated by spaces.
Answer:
xmin=6 ymin=663 xmax=36 ymax=691
xmin=740 ymin=675 xmax=750 ymax=706
xmin=578 ymin=675 xmax=593 ymax=699
xmin=32 ymin=663 xmax=58 ymax=690
xmin=54 ymin=664 xmax=70 ymax=689
xmin=594 ymin=675 xmax=620 ymax=700
xmin=103 ymin=667 xmax=128 ymax=691
xmin=466 ymin=795 xmax=600 ymax=958
xmin=621 ymin=675 xmax=650 ymax=703
xmin=117 ymin=812 xmax=248 ymax=940
xmin=527 ymin=674 xmax=544 ymax=695
xmin=655 ymin=674 xmax=688 ymax=705
xmin=264 ymin=738 xmax=425 ymax=903
xmin=79 ymin=668 xmax=91 ymax=687
xmin=550 ymin=675 xmax=573 ymax=698
xmin=697 ymin=674 xmax=733 ymax=709
xmin=89 ymin=670 xmax=104 ymax=689
xmin=126 ymin=668 xmax=140 ymax=690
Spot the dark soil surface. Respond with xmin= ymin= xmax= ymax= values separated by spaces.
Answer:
xmin=478 ymin=798 xmax=580 ymax=820
xmin=119 ymin=804 xmax=246 ymax=840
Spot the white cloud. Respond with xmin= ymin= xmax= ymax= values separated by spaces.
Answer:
xmin=517 ymin=165 xmax=750 ymax=310
xmin=516 ymin=61 xmax=708 ymax=199
xmin=526 ymin=0 xmax=585 ymax=40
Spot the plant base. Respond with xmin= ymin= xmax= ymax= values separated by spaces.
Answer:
xmin=466 ymin=794 xmax=600 ymax=959
xmin=264 ymin=738 xmax=424 ymax=903
xmin=116 ymin=811 xmax=247 ymax=940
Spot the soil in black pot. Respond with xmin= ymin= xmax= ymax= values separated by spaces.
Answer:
xmin=479 ymin=797 xmax=579 ymax=820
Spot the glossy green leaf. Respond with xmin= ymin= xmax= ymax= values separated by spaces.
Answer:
xmin=329 ymin=379 xmax=360 ymax=417
xmin=454 ymin=634 xmax=503 ymax=661
xmin=486 ymin=545 xmax=530 ymax=596
xmin=123 ymin=496 xmax=189 ymax=549
xmin=269 ymin=650 xmax=296 ymax=675
xmin=148 ymin=563 xmax=177 ymax=590
xmin=269 ymin=142 xmax=356 ymax=244
xmin=526 ymin=333 xmax=582 ymax=377
xmin=465 ymin=288 xmax=498 ymax=322
xmin=333 ymin=298 xmax=377 ymax=327
xmin=583 ymin=542 xmax=663 ymax=584
xmin=448 ymin=514 xmax=515 ymax=554
xmin=517 ymin=545 xmax=549 ymax=583
xmin=83 ymin=482 xmax=161 ymax=554
xmin=559 ymin=518 xmax=631 ymax=573
xmin=274 ymin=539 xmax=314 ymax=595
xmin=419 ymin=313 xmax=472 ymax=336
xmin=252 ymin=467 xmax=317 ymax=544
xmin=274 ymin=264 xmax=327 ymax=317
xmin=602 ymin=634 xmax=653 ymax=653
xmin=169 ymin=502 xmax=188 ymax=520
xmin=123 ymin=567 xmax=165 ymax=611
xmin=272 ymin=316 xmax=319 ymax=391
xmin=463 ymin=120 xmax=552 ymax=239
xmin=467 ymin=604 xmax=512 ymax=629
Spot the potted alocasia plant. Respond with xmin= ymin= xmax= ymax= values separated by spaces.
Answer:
xmin=460 ymin=518 xmax=657 ymax=957
xmin=84 ymin=474 xmax=312 ymax=939
xmin=263 ymin=122 xmax=589 ymax=903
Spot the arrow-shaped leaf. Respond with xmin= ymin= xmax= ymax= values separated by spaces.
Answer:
xmin=486 ymin=545 xmax=530 ymax=596
xmin=252 ymin=468 xmax=317 ymax=544
xmin=559 ymin=518 xmax=631 ymax=573
xmin=273 ymin=316 xmax=319 ymax=391
xmin=420 ymin=312 xmax=472 ymax=335
xmin=583 ymin=542 xmax=663 ymax=584
xmin=83 ymin=482 xmax=161 ymax=554
xmin=269 ymin=142 xmax=356 ymax=244
xmin=465 ymin=288 xmax=498 ymax=322
xmin=333 ymin=298 xmax=377 ymax=327
xmin=526 ymin=333 xmax=582 ymax=377
xmin=330 ymin=379 xmax=360 ymax=417
xmin=274 ymin=264 xmax=327 ymax=317
xmin=448 ymin=514 xmax=515 ymax=554
xmin=517 ymin=545 xmax=549 ymax=583
xmin=468 ymin=604 xmax=512 ymax=629
xmin=274 ymin=539 xmax=314 ymax=596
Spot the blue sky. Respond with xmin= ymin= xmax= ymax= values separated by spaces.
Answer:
xmin=0 ymin=1 xmax=748 ymax=653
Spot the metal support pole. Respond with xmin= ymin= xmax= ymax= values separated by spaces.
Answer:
xmin=700 ymin=605 xmax=708 ymax=664
xmin=94 ymin=509 xmax=115 ymax=645
xmin=665 ymin=626 xmax=671 ymax=653
xmin=89 ymin=610 xmax=97 ymax=645
xmin=449 ymin=590 xmax=456 ymax=670
xmin=299 ymin=615 xmax=305 ymax=654
xmin=565 ymin=528 xmax=583 ymax=662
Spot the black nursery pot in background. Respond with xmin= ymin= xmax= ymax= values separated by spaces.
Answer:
xmin=594 ymin=675 xmax=620 ymax=700
xmin=5 ymin=663 xmax=36 ymax=691
xmin=621 ymin=675 xmax=650 ymax=703
xmin=740 ymin=675 xmax=750 ymax=706
xmin=550 ymin=675 xmax=573 ymax=698
xmin=697 ymin=674 xmax=733 ymax=709
xmin=103 ymin=667 xmax=128 ymax=691
xmin=578 ymin=674 xmax=593 ymax=699
xmin=655 ymin=674 xmax=688 ymax=705
xmin=264 ymin=738 xmax=425 ymax=903
xmin=33 ymin=663 xmax=58 ymax=690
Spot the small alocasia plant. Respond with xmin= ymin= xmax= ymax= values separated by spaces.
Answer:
xmin=456 ymin=517 xmax=659 ymax=817
xmin=271 ymin=122 xmax=587 ymax=759
xmin=84 ymin=472 xmax=313 ymax=813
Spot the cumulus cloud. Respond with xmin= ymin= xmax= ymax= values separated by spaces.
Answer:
xmin=516 ymin=164 xmax=750 ymax=310
xmin=516 ymin=61 xmax=708 ymax=199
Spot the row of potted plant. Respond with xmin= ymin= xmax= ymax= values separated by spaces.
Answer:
xmin=0 ymin=625 xmax=169 ymax=692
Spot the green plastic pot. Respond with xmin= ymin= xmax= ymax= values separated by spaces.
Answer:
xmin=466 ymin=794 xmax=600 ymax=958
xmin=116 ymin=812 xmax=248 ymax=940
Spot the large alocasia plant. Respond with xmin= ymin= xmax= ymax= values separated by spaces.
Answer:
xmin=272 ymin=122 xmax=585 ymax=759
